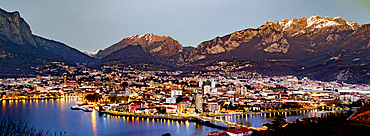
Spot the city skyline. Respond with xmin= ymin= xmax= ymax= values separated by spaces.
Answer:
xmin=1 ymin=0 xmax=369 ymax=51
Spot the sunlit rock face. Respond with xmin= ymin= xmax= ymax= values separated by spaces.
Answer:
xmin=189 ymin=16 xmax=365 ymax=62
xmin=95 ymin=33 xmax=189 ymax=65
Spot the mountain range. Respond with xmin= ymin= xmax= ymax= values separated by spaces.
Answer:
xmin=186 ymin=16 xmax=370 ymax=83
xmin=0 ymin=8 xmax=369 ymax=83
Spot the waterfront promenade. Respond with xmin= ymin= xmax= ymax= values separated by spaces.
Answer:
xmin=209 ymin=108 xmax=318 ymax=117
xmin=100 ymin=107 xmax=318 ymax=130
xmin=101 ymin=111 xmax=234 ymax=130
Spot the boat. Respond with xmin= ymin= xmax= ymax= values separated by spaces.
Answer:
xmin=71 ymin=105 xmax=82 ymax=110
xmin=82 ymin=107 xmax=93 ymax=112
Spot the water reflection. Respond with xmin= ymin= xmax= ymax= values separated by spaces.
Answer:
xmin=21 ymin=100 xmax=25 ymax=108
xmin=185 ymin=120 xmax=189 ymax=131
xmin=35 ymin=99 xmax=38 ymax=107
xmin=91 ymin=110 xmax=97 ymax=136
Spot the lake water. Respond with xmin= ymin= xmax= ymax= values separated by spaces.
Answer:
xmin=215 ymin=109 xmax=318 ymax=128
xmin=0 ymin=99 xmax=220 ymax=136
xmin=0 ymin=99 xmax=319 ymax=135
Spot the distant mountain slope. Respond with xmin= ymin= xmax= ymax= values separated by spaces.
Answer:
xmin=95 ymin=33 xmax=189 ymax=65
xmin=81 ymin=49 xmax=101 ymax=57
xmin=101 ymin=45 xmax=158 ymax=64
xmin=33 ymin=35 xmax=95 ymax=64
xmin=184 ymin=46 xmax=195 ymax=52
xmin=0 ymin=34 xmax=69 ymax=77
xmin=0 ymin=8 xmax=95 ymax=77
xmin=187 ymin=16 xmax=369 ymax=83
xmin=94 ymin=45 xmax=173 ymax=70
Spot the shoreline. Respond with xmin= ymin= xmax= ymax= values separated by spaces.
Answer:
xmin=208 ymin=107 xmax=318 ymax=117
xmin=99 ymin=111 xmax=231 ymax=130
xmin=1 ymin=97 xmax=63 ymax=100
xmin=99 ymin=107 xmax=319 ymax=130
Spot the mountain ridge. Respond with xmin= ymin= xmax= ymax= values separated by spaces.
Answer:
xmin=84 ymin=15 xmax=369 ymax=83
xmin=93 ymin=45 xmax=174 ymax=70
xmin=94 ymin=33 xmax=189 ymax=65
xmin=188 ymin=16 xmax=367 ymax=62
xmin=0 ymin=8 xmax=95 ymax=77
xmin=184 ymin=16 xmax=369 ymax=83
xmin=0 ymin=7 xmax=368 ymax=83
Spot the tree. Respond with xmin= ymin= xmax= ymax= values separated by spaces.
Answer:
xmin=237 ymin=120 xmax=252 ymax=127
xmin=326 ymin=100 xmax=342 ymax=108
xmin=121 ymin=82 xmax=129 ymax=88
xmin=271 ymin=115 xmax=287 ymax=130
xmin=176 ymin=95 xmax=183 ymax=103
xmin=244 ymin=84 xmax=254 ymax=90
xmin=0 ymin=117 xmax=66 ymax=136
xmin=85 ymin=93 xmax=102 ymax=102
xmin=108 ymin=96 xmax=117 ymax=102
xmin=350 ymin=99 xmax=364 ymax=107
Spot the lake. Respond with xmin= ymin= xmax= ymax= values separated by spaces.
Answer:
xmin=0 ymin=99 xmax=220 ymax=136
xmin=0 ymin=99 xmax=319 ymax=135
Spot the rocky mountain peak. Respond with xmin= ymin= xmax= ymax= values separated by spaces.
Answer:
xmin=95 ymin=33 xmax=186 ymax=59
xmin=259 ymin=16 xmax=360 ymax=34
xmin=81 ymin=49 xmax=101 ymax=57
xmin=189 ymin=16 xmax=367 ymax=62
xmin=125 ymin=33 xmax=173 ymax=47
xmin=0 ymin=8 xmax=36 ymax=46
xmin=95 ymin=33 xmax=189 ymax=65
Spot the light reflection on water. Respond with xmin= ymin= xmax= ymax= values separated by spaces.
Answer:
xmin=91 ymin=110 xmax=97 ymax=136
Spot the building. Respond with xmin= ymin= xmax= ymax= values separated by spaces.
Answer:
xmin=211 ymin=79 xmax=215 ymax=88
xmin=204 ymin=86 xmax=211 ymax=95
xmin=226 ymin=128 xmax=253 ymax=136
xmin=171 ymin=90 xmax=182 ymax=98
xmin=199 ymin=79 xmax=203 ymax=87
xmin=177 ymin=100 xmax=191 ymax=113
xmin=129 ymin=103 xmax=141 ymax=113
xmin=208 ymin=102 xmax=219 ymax=113
xmin=347 ymin=103 xmax=370 ymax=122
xmin=166 ymin=107 xmax=176 ymax=114
xmin=236 ymin=87 xmax=241 ymax=95
xmin=165 ymin=97 xmax=176 ymax=104
xmin=241 ymin=86 xmax=247 ymax=95
xmin=196 ymin=94 xmax=203 ymax=113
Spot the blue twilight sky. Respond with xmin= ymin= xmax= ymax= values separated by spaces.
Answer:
xmin=0 ymin=0 xmax=369 ymax=51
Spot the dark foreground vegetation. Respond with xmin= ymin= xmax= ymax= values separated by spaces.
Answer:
xmin=253 ymin=111 xmax=370 ymax=136
xmin=0 ymin=117 xmax=66 ymax=136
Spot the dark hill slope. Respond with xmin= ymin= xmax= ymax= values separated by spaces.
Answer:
xmin=94 ymin=45 xmax=173 ymax=70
